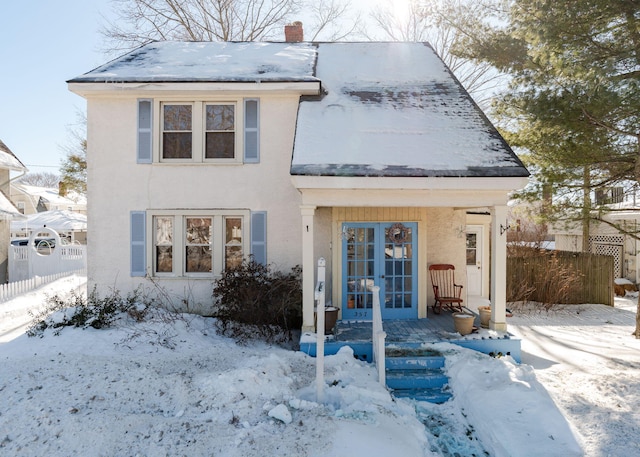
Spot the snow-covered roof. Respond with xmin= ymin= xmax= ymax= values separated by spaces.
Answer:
xmin=67 ymin=41 xmax=318 ymax=83
xmin=0 ymin=139 xmax=27 ymax=172
xmin=14 ymin=183 xmax=87 ymax=207
xmin=292 ymin=42 xmax=528 ymax=178
xmin=0 ymin=190 xmax=24 ymax=220
xmin=68 ymin=41 xmax=528 ymax=180
xmin=11 ymin=209 xmax=87 ymax=231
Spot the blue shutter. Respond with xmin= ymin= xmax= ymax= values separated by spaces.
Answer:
xmin=137 ymin=99 xmax=153 ymax=163
xmin=244 ymin=98 xmax=259 ymax=163
xmin=251 ymin=211 xmax=267 ymax=265
xmin=130 ymin=211 xmax=146 ymax=276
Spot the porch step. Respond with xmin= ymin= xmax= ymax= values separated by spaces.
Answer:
xmin=386 ymin=369 xmax=449 ymax=390
xmin=392 ymin=388 xmax=452 ymax=404
xmin=385 ymin=356 xmax=446 ymax=370
xmin=385 ymin=346 xmax=451 ymax=404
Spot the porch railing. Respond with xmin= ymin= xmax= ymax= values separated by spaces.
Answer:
xmin=371 ymin=285 xmax=386 ymax=386
xmin=315 ymin=257 xmax=326 ymax=403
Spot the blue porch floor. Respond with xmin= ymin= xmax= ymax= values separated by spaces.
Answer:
xmin=299 ymin=307 xmax=521 ymax=363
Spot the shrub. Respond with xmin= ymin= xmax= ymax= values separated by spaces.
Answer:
xmin=212 ymin=258 xmax=302 ymax=344
xmin=27 ymin=287 xmax=148 ymax=337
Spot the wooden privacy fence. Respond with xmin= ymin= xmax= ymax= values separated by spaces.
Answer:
xmin=507 ymin=249 xmax=614 ymax=306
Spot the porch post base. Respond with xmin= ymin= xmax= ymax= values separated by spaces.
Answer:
xmin=301 ymin=325 xmax=315 ymax=333
xmin=490 ymin=321 xmax=507 ymax=332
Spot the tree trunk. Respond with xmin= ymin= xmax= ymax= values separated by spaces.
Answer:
xmin=581 ymin=166 xmax=591 ymax=252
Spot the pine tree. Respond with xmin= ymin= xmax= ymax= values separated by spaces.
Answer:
xmin=456 ymin=0 xmax=639 ymax=233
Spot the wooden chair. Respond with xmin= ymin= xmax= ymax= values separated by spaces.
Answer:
xmin=429 ymin=264 xmax=464 ymax=314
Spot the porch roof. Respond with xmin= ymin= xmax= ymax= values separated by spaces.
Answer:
xmin=291 ymin=42 xmax=529 ymax=181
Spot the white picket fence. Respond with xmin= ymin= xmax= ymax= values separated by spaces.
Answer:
xmin=0 ymin=268 xmax=87 ymax=304
xmin=9 ymin=244 xmax=87 ymax=283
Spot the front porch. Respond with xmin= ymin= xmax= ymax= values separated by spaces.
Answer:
xmin=299 ymin=304 xmax=521 ymax=363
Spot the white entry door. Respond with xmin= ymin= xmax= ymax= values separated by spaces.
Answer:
xmin=465 ymin=226 xmax=483 ymax=296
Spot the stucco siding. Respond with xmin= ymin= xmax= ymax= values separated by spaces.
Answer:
xmin=86 ymin=94 xmax=304 ymax=313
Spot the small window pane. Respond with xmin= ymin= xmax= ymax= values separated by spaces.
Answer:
xmin=186 ymin=218 xmax=211 ymax=244
xmin=206 ymin=105 xmax=234 ymax=130
xmin=206 ymin=132 xmax=235 ymax=159
xmin=164 ymin=105 xmax=192 ymax=130
xmin=186 ymin=246 xmax=212 ymax=273
xmin=163 ymin=133 xmax=192 ymax=158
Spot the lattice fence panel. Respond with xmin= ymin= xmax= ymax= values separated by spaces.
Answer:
xmin=593 ymin=243 xmax=623 ymax=278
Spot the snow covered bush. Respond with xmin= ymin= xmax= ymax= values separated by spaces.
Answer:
xmin=27 ymin=287 xmax=149 ymax=337
xmin=212 ymin=258 xmax=302 ymax=345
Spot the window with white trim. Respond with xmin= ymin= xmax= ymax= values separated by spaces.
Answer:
xmin=159 ymin=101 xmax=239 ymax=163
xmin=149 ymin=210 xmax=249 ymax=277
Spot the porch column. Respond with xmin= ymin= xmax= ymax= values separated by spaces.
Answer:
xmin=490 ymin=205 xmax=508 ymax=331
xmin=301 ymin=205 xmax=317 ymax=332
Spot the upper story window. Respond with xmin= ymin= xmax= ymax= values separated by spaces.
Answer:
xmin=161 ymin=102 xmax=237 ymax=162
xmin=137 ymin=98 xmax=258 ymax=165
xmin=594 ymin=187 xmax=624 ymax=205
xmin=206 ymin=104 xmax=235 ymax=159
xmin=162 ymin=104 xmax=193 ymax=159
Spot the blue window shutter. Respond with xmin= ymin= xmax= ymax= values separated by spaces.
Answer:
xmin=137 ymin=99 xmax=153 ymax=163
xmin=251 ymin=211 xmax=267 ymax=265
xmin=131 ymin=211 xmax=146 ymax=276
xmin=244 ymin=98 xmax=259 ymax=163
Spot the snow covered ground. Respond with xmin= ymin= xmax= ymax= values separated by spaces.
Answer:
xmin=1 ymin=273 xmax=638 ymax=456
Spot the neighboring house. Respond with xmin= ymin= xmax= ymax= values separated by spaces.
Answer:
xmin=10 ymin=209 xmax=87 ymax=245
xmin=67 ymin=30 xmax=529 ymax=333
xmin=0 ymin=139 xmax=29 ymax=283
xmin=553 ymin=184 xmax=640 ymax=283
xmin=11 ymin=182 xmax=87 ymax=215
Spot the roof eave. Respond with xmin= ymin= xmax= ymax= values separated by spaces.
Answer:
xmin=291 ymin=175 xmax=530 ymax=191
xmin=68 ymin=80 xmax=322 ymax=98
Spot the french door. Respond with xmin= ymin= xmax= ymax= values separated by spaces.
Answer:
xmin=342 ymin=222 xmax=417 ymax=320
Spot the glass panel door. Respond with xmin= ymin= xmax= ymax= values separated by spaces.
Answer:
xmin=382 ymin=223 xmax=416 ymax=318
xmin=343 ymin=225 xmax=375 ymax=320
xmin=342 ymin=222 xmax=417 ymax=320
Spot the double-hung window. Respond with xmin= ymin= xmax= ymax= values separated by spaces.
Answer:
xmin=162 ymin=104 xmax=193 ymax=159
xmin=138 ymin=98 xmax=259 ymax=164
xmin=205 ymin=104 xmax=235 ymax=159
xmin=149 ymin=210 xmax=248 ymax=277
xmin=160 ymin=102 xmax=238 ymax=163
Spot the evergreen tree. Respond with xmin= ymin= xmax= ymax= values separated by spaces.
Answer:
xmin=455 ymin=0 xmax=639 ymax=237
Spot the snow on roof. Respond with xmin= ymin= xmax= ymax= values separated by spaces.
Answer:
xmin=68 ymin=41 xmax=528 ymax=179
xmin=0 ymin=139 xmax=28 ymax=172
xmin=0 ymin=190 xmax=24 ymax=220
xmin=67 ymin=41 xmax=318 ymax=83
xmin=11 ymin=209 xmax=87 ymax=231
xmin=15 ymin=183 xmax=86 ymax=206
xmin=292 ymin=42 xmax=529 ymax=178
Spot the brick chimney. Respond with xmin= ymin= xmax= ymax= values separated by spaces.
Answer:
xmin=284 ymin=21 xmax=304 ymax=42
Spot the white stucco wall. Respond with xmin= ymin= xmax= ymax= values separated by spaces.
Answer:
xmin=86 ymin=94 xmax=304 ymax=313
